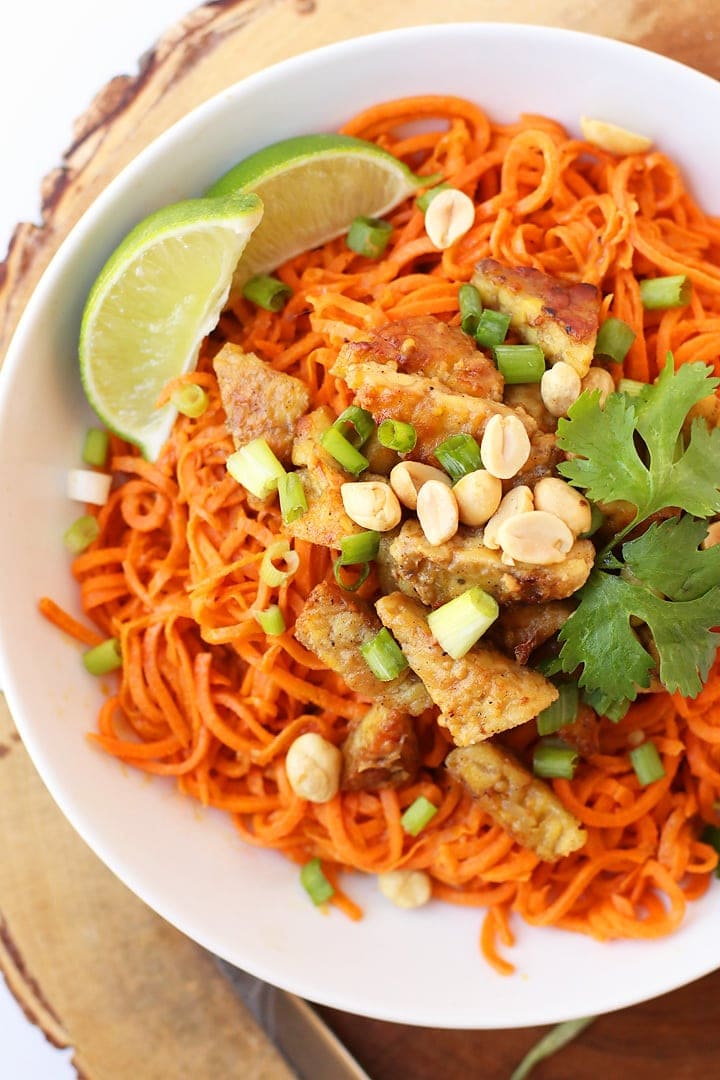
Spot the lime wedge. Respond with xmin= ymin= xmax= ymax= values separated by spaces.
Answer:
xmin=79 ymin=192 xmax=263 ymax=460
xmin=206 ymin=134 xmax=427 ymax=286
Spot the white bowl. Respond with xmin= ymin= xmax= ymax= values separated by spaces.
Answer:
xmin=1 ymin=24 xmax=719 ymax=1029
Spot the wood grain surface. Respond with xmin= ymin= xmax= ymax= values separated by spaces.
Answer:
xmin=1 ymin=1 xmax=719 ymax=1077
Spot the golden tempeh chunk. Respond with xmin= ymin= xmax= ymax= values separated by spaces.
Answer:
xmin=334 ymin=315 xmax=504 ymax=400
xmin=471 ymin=258 xmax=600 ymax=377
xmin=294 ymin=582 xmax=431 ymax=717
xmin=446 ymin=742 xmax=586 ymax=861
xmin=283 ymin=465 xmax=360 ymax=548
xmin=291 ymin=406 xmax=336 ymax=469
xmin=375 ymin=592 xmax=557 ymax=744
xmin=491 ymin=600 xmax=575 ymax=665
xmin=341 ymin=704 xmax=419 ymax=791
xmin=214 ymin=343 xmax=310 ymax=461
xmin=385 ymin=520 xmax=595 ymax=607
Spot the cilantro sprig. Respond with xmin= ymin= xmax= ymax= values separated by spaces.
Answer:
xmin=555 ymin=358 xmax=720 ymax=709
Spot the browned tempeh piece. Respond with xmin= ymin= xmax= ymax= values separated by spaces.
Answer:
xmin=341 ymin=704 xmax=419 ymax=790
xmin=375 ymin=592 xmax=557 ymax=744
xmin=214 ymin=343 xmax=309 ymax=461
xmin=472 ymin=258 xmax=600 ymax=377
xmin=385 ymin=520 xmax=594 ymax=608
xmin=294 ymin=582 xmax=431 ymax=716
xmin=446 ymin=742 xmax=586 ymax=861
xmin=491 ymin=600 xmax=575 ymax=664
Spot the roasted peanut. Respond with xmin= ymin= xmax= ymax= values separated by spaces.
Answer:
xmin=378 ymin=869 xmax=432 ymax=909
xmin=533 ymin=476 xmax=592 ymax=536
xmin=390 ymin=461 xmax=452 ymax=510
xmin=453 ymin=469 xmax=503 ymax=527
xmin=483 ymin=485 xmax=534 ymax=550
xmin=480 ymin=414 xmax=531 ymax=479
xmin=424 ymin=188 xmax=475 ymax=249
xmin=541 ymin=361 xmax=582 ymax=417
xmin=703 ymin=522 xmax=720 ymax=550
xmin=497 ymin=510 xmax=575 ymax=565
xmin=341 ymin=480 xmax=402 ymax=531
xmin=416 ymin=479 xmax=460 ymax=546
xmin=581 ymin=366 xmax=615 ymax=407
xmin=285 ymin=732 xmax=342 ymax=803
xmin=580 ymin=116 xmax=652 ymax=155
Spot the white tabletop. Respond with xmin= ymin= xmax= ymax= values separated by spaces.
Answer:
xmin=1 ymin=3 xmax=201 ymax=1074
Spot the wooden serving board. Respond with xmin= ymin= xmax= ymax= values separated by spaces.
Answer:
xmin=1 ymin=2 xmax=720 ymax=1077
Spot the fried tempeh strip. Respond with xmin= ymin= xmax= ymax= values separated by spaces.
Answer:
xmin=491 ymin=600 xmax=575 ymax=665
xmin=386 ymin=520 xmax=594 ymax=607
xmin=375 ymin=592 xmax=557 ymax=744
xmin=294 ymin=582 xmax=431 ymax=717
xmin=471 ymin=258 xmax=600 ymax=377
xmin=446 ymin=742 xmax=586 ymax=861
xmin=341 ymin=704 xmax=419 ymax=790
xmin=214 ymin=343 xmax=309 ymax=461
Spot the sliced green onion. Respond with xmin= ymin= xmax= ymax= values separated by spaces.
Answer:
xmin=458 ymin=283 xmax=483 ymax=335
xmin=377 ymin=419 xmax=417 ymax=453
xmin=82 ymin=427 xmax=109 ymax=468
xmin=537 ymin=683 xmax=579 ymax=736
xmin=333 ymin=560 xmax=371 ymax=592
xmin=400 ymin=795 xmax=438 ymax=837
xmin=580 ymin=503 xmax=606 ymax=539
xmin=581 ymin=688 xmax=631 ymax=723
xmin=63 ymin=514 xmax=100 ymax=554
xmin=360 ymin=627 xmax=408 ymax=681
xmin=227 ymin=437 xmax=286 ymax=499
xmin=278 ymin=472 xmax=307 ymax=525
xmin=427 ymin=587 xmax=499 ymax=660
xmin=333 ymin=405 xmax=375 ymax=448
xmin=83 ymin=637 xmax=122 ymax=676
xmin=337 ymin=531 xmax=381 ymax=566
xmin=347 ymin=216 xmax=393 ymax=259
xmin=510 ymin=1017 xmax=596 ymax=1080
xmin=639 ymin=274 xmax=691 ymax=310
xmin=533 ymin=742 xmax=578 ymax=780
xmin=415 ymin=182 xmax=451 ymax=212
xmin=700 ymin=825 xmax=720 ymax=877
xmin=618 ymin=377 xmax=651 ymax=403
xmin=493 ymin=343 xmax=545 ymax=383
xmin=476 ymin=309 xmax=511 ymax=349
xmin=434 ymin=433 xmax=483 ymax=481
xmin=171 ymin=383 xmax=209 ymax=418
xmin=254 ymin=605 xmax=286 ymax=636
xmin=320 ymin=426 xmax=369 ymax=476
xmin=260 ymin=539 xmax=300 ymax=587
xmin=594 ymin=317 xmax=636 ymax=363
xmin=242 ymin=273 xmax=292 ymax=311
xmin=300 ymin=858 xmax=335 ymax=905
xmin=630 ymin=740 xmax=666 ymax=786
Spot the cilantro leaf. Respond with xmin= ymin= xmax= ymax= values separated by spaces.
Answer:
xmin=642 ymin=587 xmax=720 ymax=696
xmin=623 ymin=516 xmax=720 ymax=601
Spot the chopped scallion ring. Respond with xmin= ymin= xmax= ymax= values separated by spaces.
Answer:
xmin=320 ymin=425 xmax=370 ymax=476
xmin=400 ymin=795 xmax=438 ymax=837
xmin=332 ymin=559 xmax=371 ymax=592
xmin=427 ymin=587 xmax=499 ymax=659
xmin=242 ymin=273 xmax=292 ymax=311
xmin=618 ymin=377 xmax=651 ymax=403
xmin=594 ymin=317 xmax=636 ymax=364
xmin=67 ymin=468 xmax=112 ymax=506
xmin=581 ymin=688 xmax=631 ymax=724
xmin=170 ymin=383 xmax=209 ymax=418
xmin=536 ymin=683 xmax=579 ymax=736
xmin=533 ymin=742 xmax=578 ymax=780
xmin=434 ymin=433 xmax=483 ymax=481
xmin=278 ymin=472 xmax=308 ymax=525
xmin=377 ymin=419 xmax=417 ymax=453
xmin=639 ymin=274 xmax=691 ymax=310
xmin=493 ymin=343 xmax=545 ymax=383
xmin=360 ymin=627 xmax=408 ymax=681
xmin=63 ymin=514 xmax=100 ymax=554
xmin=333 ymin=405 xmax=375 ymax=448
xmin=260 ymin=540 xmax=300 ymax=587
xmin=630 ymin=740 xmax=666 ymax=786
xmin=475 ymin=309 xmax=511 ymax=349
xmin=83 ymin=637 xmax=122 ymax=676
xmin=82 ymin=427 xmax=109 ymax=468
xmin=458 ymin=283 xmax=483 ymax=335
xmin=346 ymin=216 xmax=393 ymax=259
xmin=226 ymin=437 xmax=286 ymax=499
xmin=337 ymin=531 xmax=381 ymax=566
xmin=415 ymin=182 xmax=451 ymax=212
xmin=254 ymin=605 xmax=286 ymax=636
xmin=300 ymin=858 xmax=335 ymax=905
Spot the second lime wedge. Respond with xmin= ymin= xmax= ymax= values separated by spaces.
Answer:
xmin=79 ymin=192 xmax=263 ymax=461
xmin=207 ymin=134 xmax=427 ymax=286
